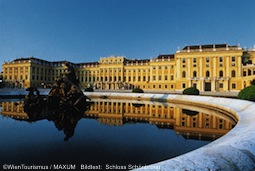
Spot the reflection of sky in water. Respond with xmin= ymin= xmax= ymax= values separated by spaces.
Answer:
xmin=0 ymin=99 xmax=227 ymax=167
xmin=0 ymin=115 xmax=209 ymax=166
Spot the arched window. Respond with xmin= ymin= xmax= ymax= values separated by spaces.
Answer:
xmin=193 ymin=71 xmax=197 ymax=78
xmin=206 ymin=71 xmax=210 ymax=77
xmin=219 ymin=71 xmax=224 ymax=77
xmin=231 ymin=70 xmax=236 ymax=77
xmin=182 ymin=71 xmax=186 ymax=78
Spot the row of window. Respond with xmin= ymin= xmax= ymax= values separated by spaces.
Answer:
xmin=79 ymin=74 xmax=176 ymax=83
xmin=7 ymin=69 xmax=254 ymax=82
xmin=181 ymin=70 xmax=237 ymax=78
xmin=181 ymin=83 xmax=237 ymax=89
xmin=152 ymin=65 xmax=174 ymax=70
xmin=182 ymin=56 xmax=236 ymax=63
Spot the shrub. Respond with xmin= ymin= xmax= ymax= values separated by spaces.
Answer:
xmin=132 ymin=88 xmax=144 ymax=93
xmin=84 ymin=87 xmax=94 ymax=92
xmin=183 ymin=87 xmax=199 ymax=95
xmin=237 ymin=85 xmax=255 ymax=102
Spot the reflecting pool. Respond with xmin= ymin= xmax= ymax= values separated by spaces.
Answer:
xmin=0 ymin=98 xmax=236 ymax=169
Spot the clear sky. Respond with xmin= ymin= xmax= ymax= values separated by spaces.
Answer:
xmin=0 ymin=0 xmax=255 ymax=70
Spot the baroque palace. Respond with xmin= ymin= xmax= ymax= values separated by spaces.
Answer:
xmin=2 ymin=43 xmax=255 ymax=92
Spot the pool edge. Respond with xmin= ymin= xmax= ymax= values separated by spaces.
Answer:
xmin=84 ymin=92 xmax=255 ymax=171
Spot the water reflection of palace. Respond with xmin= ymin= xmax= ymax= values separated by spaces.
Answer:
xmin=0 ymin=99 xmax=236 ymax=141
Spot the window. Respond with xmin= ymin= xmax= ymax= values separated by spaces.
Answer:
xmin=165 ymin=75 xmax=168 ymax=80
xmin=206 ymin=57 xmax=210 ymax=63
xmin=171 ymin=75 xmax=174 ymax=80
xmin=182 ymin=58 xmax=186 ymax=63
xmin=219 ymin=124 xmax=223 ymax=129
xmin=219 ymin=83 xmax=223 ymax=88
xmin=243 ymin=71 xmax=247 ymax=77
xmin=206 ymin=71 xmax=210 ymax=77
xmin=219 ymin=71 xmax=223 ymax=77
xmin=248 ymin=69 xmax=252 ymax=76
xmin=182 ymin=83 xmax=186 ymax=88
xmin=231 ymin=70 xmax=236 ymax=77
xmin=232 ymin=84 xmax=236 ymax=89
xmin=219 ymin=57 xmax=223 ymax=62
xmin=182 ymin=71 xmax=186 ymax=78
xmin=193 ymin=58 xmax=197 ymax=63
xmin=193 ymin=122 xmax=196 ymax=127
xmin=193 ymin=71 xmax=197 ymax=77
xmin=232 ymin=56 xmax=235 ymax=62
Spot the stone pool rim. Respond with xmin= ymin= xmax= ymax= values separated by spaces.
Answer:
xmin=84 ymin=92 xmax=255 ymax=171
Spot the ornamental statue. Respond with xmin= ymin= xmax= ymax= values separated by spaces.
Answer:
xmin=23 ymin=62 xmax=91 ymax=141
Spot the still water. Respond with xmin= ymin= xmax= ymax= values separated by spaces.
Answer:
xmin=0 ymin=98 xmax=236 ymax=169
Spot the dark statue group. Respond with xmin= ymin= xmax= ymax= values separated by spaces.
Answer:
xmin=23 ymin=62 xmax=91 ymax=141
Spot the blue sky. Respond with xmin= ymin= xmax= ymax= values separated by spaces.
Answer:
xmin=0 ymin=0 xmax=255 ymax=70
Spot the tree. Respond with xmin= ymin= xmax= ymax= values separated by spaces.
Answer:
xmin=237 ymin=85 xmax=255 ymax=102
xmin=132 ymin=88 xmax=144 ymax=93
xmin=183 ymin=87 xmax=200 ymax=95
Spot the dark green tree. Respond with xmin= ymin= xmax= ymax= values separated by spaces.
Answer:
xmin=183 ymin=87 xmax=200 ymax=95
xmin=237 ymin=85 xmax=255 ymax=102
xmin=132 ymin=88 xmax=144 ymax=93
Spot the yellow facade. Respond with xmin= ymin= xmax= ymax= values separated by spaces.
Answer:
xmin=2 ymin=44 xmax=255 ymax=92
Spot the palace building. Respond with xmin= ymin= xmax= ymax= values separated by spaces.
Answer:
xmin=2 ymin=43 xmax=255 ymax=92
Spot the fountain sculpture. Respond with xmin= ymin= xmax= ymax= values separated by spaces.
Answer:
xmin=23 ymin=62 xmax=91 ymax=141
